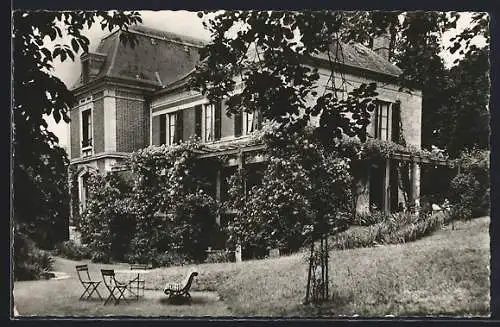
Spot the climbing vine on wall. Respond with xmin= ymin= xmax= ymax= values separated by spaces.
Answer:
xmin=68 ymin=165 xmax=80 ymax=228
xmin=126 ymin=139 xmax=223 ymax=265
xmin=225 ymin=126 xmax=352 ymax=254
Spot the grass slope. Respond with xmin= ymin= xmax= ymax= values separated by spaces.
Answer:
xmin=13 ymin=217 xmax=490 ymax=317
xmin=145 ymin=217 xmax=490 ymax=317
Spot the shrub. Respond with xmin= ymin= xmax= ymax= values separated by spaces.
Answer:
xmin=205 ymin=250 xmax=235 ymax=264
xmin=91 ymin=251 xmax=110 ymax=264
xmin=171 ymin=191 xmax=220 ymax=262
xmin=55 ymin=240 xmax=91 ymax=260
xmin=79 ymin=173 xmax=135 ymax=263
xmin=127 ymin=140 xmax=224 ymax=264
xmin=226 ymin=128 xmax=352 ymax=258
xmin=331 ymin=211 xmax=445 ymax=250
xmin=450 ymin=149 xmax=489 ymax=220
xmin=155 ymin=251 xmax=193 ymax=268
xmin=14 ymin=228 xmax=54 ymax=281
xmin=352 ymin=210 xmax=387 ymax=226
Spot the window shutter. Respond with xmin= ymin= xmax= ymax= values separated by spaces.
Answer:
xmin=159 ymin=114 xmax=166 ymax=145
xmin=176 ymin=110 xmax=184 ymax=143
xmin=152 ymin=115 xmax=161 ymax=145
xmin=215 ymin=101 xmax=222 ymax=140
xmin=195 ymin=105 xmax=202 ymax=139
xmin=234 ymin=108 xmax=242 ymax=137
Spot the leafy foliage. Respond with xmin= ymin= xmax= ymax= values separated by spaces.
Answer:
xmin=430 ymin=47 xmax=490 ymax=157
xmin=450 ymin=148 xmax=490 ymax=219
xmin=331 ymin=211 xmax=448 ymax=250
xmin=54 ymin=240 xmax=91 ymax=261
xmin=14 ymin=228 xmax=54 ymax=281
xmin=77 ymin=140 xmax=223 ymax=265
xmin=226 ymin=127 xmax=352 ymax=256
xmin=13 ymin=11 xmax=142 ymax=252
xmin=79 ymin=172 xmax=134 ymax=263
xmin=191 ymin=11 xmax=380 ymax=146
xmin=126 ymin=140 xmax=221 ymax=264
xmin=171 ymin=191 xmax=221 ymax=262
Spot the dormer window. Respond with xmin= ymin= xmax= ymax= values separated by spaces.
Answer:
xmin=80 ymin=52 xmax=107 ymax=84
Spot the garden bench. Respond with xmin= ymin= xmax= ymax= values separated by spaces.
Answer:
xmin=163 ymin=271 xmax=198 ymax=301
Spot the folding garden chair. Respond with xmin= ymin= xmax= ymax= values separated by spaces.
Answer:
xmin=101 ymin=269 xmax=129 ymax=305
xmin=128 ymin=264 xmax=149 ymax=299
xmin=75 ymin=264 xmax=103 ymax=301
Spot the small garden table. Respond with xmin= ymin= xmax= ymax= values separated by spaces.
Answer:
xmin=115 ymin=269 xmax=153 ymax=300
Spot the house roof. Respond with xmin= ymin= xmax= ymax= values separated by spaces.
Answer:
xmin=72 ymin=25 xmax=402 ymax=92
xmin=157 ymin=35 xmax=403 ymax=95
xmin=317 ymin=41 xmax=403 ymax=77
xmin=71 ymin=25 xmax=205 ymax=90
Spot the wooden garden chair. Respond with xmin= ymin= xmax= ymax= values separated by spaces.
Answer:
xmin=101 ymin=269 xmax=129 ymax=305
xmin=76 ymin=265 xmax=103 ymax=301
xmin=163 ymin=271 xmax=198 ymax=301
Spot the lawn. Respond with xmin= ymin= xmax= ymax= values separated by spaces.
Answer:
xmin=13 ymin=216 xmax=490 ymax=317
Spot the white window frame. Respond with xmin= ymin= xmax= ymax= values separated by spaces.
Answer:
xmin=168 ymin=112 xmax=177 ymax=145
xmin=375 ymin=101 xmax=392 ymax=141
xmin=245 ymin=111 xmax=254 ymax=135
xmin=79 ymin=102 xmax=94 ymax=157
xmin=204 ymin=104 xmax=215 ymax=142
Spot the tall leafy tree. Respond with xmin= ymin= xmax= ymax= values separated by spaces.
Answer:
xmin=13 ymin=11 xmax=142 ymax=248
xmin=433 ymin=47 xmax=490 ymax=156
xmin=190 ymin=11 xmax=380 ymax=146
xmin=346 ymin=11 xmax=489 ymax=155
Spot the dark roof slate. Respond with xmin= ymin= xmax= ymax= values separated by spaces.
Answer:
xmin=71 ymin=25 xmax=204 ymax=90
xmin=72 ymin=25 xmax=402 ymax=92
xmin=317 ymin=41 xmax=402 ymax=77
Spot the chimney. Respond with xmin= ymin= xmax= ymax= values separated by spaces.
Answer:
xmin=80 ymin=52 xmax=107 ymax=84
xmin=372 ymin=30 xmax=391 ymax=61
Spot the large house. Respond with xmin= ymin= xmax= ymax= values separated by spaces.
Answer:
xmin=69 ymin=25 xmax=424 ymax=222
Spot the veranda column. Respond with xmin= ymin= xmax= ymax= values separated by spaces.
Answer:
xmin=235 ymin=150 xmax=244 ymax=263
xmin=215 ymin=168 xmax=221 ymax=225
xmin=410 ymin=161 xmax=421 ymax=214
xmin=383 ymin=158 xmax=391 ymax=214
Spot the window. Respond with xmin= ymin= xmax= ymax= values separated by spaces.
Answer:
xmin=168 ymin=113 xmax=177 ymax=145
xmin=81 ymin=108 xmax=92 ymax=157
xmin=159 ymin=113 xmax=167 ymax=145
xmin=374 ymin=101 xmax=391 ymax=141
xmin=234 ymin=108 xmax=243 ymax=137
xmin=245 ymin=110 xmax=262 ymax=135
xmin=79 ymin=173 xmax=90 ymax=213
xmin=195 ymin=105 xmax=202 ymax=138
xmin=205 ymin=104 xmax=214 ymax=142
xmin=246 ymin=111 xmax=254 ymax=134
xmin=158 ymin=112 xmax=183 ymax=145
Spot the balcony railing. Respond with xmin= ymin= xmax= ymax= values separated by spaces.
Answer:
xmin=81 ymin=138 xmax=93 ymax=157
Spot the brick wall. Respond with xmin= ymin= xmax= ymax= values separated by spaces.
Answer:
xmin=93 ymin=97 xmax=105 ymax=153
xmin=116 ymin=92 xmax=148 ymax=152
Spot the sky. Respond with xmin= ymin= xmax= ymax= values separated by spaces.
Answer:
xmin=45 ymin=10 xmax=487 ymax=151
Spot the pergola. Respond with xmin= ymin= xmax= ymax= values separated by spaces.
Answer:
xmin=193 ymin=141 xmax=457 ymax=215
xmin=111 ymin=141 xmax=457 ymax=215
